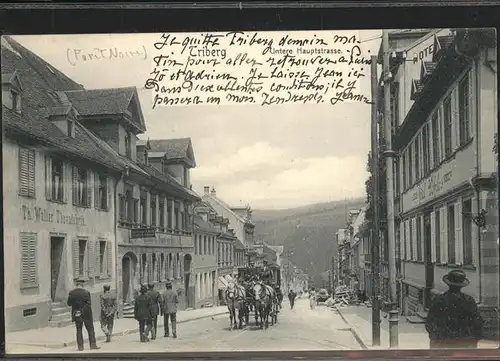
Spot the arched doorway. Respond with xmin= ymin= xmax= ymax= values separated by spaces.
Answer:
xmin=183 ymin=254 xmax=193 ymax=308
xmin=122 ymin=252 xmax=138 ymax=303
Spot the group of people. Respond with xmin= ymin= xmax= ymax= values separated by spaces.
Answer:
xmin=134 ymin=281 xmax=179 ymax=342
xmin=66 ymin=278 xmax=179 ymax=351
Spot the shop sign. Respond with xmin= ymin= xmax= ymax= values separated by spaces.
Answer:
xmin=22 ymin=205 xmax=86 ymax=226
xmin=131 ymin=228 xmax=156 ymax=239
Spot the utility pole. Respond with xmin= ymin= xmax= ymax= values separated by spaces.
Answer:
xmin=383 ymin=30 xmax=398 ymax=304
xmin=370 ymin=54 xmax=381 ymax=347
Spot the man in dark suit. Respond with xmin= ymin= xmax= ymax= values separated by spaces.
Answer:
xmin=161 ymin=281 xmax=179 ymax=338
xmin=426 ymin=270 xmax=484 ymax=349
xmin=146 ymin=283 xmax=162 ymax=340
xmin=134 ymin=284 xmax=153 ymax=342
xmin=67 ymin=278 xmax=100 ymax=351
xmin=100 ymin=285 xmax=117 ymax=343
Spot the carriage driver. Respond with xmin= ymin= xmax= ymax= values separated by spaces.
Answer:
xmin=261 ymin=260 xmax=273 ymax=286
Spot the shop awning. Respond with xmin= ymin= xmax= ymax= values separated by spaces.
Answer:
xmin=218 ymin=276 xmax=229 ymax=289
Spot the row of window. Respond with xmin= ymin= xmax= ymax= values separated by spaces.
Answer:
xmin=73 ymin=238 xmax=113 ymax=279
xmin=19 ymin=148 xmax=110 ymax=210
xmin=400 ymin=197 xmax=475 ymax=266
xmin=196 ymin=271 xmax=216 ymax=301
xmin=118 ymin=188 xmax=190 ymax=232
xmin=194 ymin=234 xmax=216 ymax=256
xmin=138 ymin=252 xmax=184 ymax=284
xmin=398 ymin=70 xmax=473 ymax=194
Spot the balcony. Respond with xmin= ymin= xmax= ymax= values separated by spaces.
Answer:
xmin=119 ymin=224 xmax=194 ymax=248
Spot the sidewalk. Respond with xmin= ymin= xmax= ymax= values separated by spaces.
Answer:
xmin=7 ymin=306 xmax=228 ymax=349
xmin=335 ymin=305 xmax=499 ymax=350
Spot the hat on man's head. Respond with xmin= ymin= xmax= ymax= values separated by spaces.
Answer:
xmin=103 ymin=284 xmax=111 ymax=292
xmin=140 ymin=285 xmax=148 ymax=294
xmin=443 ymin=269 xmax=470 ymax=288
xmin=76 ymin=278 xmax=85 ymax=285
xmin=148 ymin=283 xmax=154 ymax=289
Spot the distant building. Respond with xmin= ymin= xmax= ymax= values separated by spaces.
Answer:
xmin=202 ymin=186 xmax=256 ymax=265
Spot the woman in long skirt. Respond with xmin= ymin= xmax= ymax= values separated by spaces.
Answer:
xmin=309 ymin=288 xmax=316 ymax=310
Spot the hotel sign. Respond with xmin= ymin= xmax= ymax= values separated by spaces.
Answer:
xmin=401 ymin=147 xmax=476 ymax=213
xmin=22 ymin=205 xmax=86 ymax=226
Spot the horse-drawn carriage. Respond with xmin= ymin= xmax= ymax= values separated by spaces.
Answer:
xmin=223 ymin=265 xmax=282 ymax=330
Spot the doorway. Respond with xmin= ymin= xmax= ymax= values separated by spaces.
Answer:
xmin=122 ymin=252 xmax=138 ymax=302
xmin=50 ymin=237 xmax=65 ymax=301
xmin=423 ymin=213 xmax=434 ymax=310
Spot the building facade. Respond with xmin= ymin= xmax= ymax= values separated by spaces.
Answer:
xmin=116 ymin=138 xmax=199 ymax=315
xmin=3 ymin=36 xmax=124 ymax=331
xmin=387 ymin=29 xmax=498 ymax=334
xmin=202 ymin=186 xmax=256 ymax=265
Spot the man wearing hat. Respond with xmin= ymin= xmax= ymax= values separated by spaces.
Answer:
xmin=161 ymin=280 xmax=179 ymax=338
xmin=146 ymin=283 xmax=162 ymax=340
xmin=134 ymin=285 xmax=153 ymax=342
xmin=67 ymin=278 xmax=100 ymax=351
xmin=100 ymin=285 xmax=117 ymax=343
xmin=425 ymin=270 xmax=484 ymax=349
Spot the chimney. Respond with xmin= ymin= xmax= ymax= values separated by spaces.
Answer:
xmin=204 ymin=186 xmax=210 ymax=195
xmin=211 ymin=187 xmax=216 ymax=197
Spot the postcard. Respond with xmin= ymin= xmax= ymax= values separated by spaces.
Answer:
xmin=2 ymin=27 xmax=498 ymax=354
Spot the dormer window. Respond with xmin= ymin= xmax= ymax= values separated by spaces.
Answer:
xmin=2 ymin=71 xmax=23 ymax=113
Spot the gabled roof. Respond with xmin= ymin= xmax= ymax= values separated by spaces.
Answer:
xmin=148 ymin=151 xmax=166 ymax=159
xmin=433 ymin=34 xmax=455 ymax=63
xmin=193 ymin=215 xmax=220 ymax=234
xmin=147 ymin=138 xmax=197 ymax=168
xmin=64 ymin=87 xmax=147 ymax=133
xmin=265 ymin=243 xmax=284 ymax=255
xmin=202 ymin=193 xmax=249 ymax=225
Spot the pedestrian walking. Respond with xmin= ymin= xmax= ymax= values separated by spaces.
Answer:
xmin=134 ymin=285 xmax=153 ymax=342
xmin=100 ymin=285 xmax=117 ymax=343
xmin=309 ymin=287 xmax=317 ymax=310
xmin=147 ymin=283 xmax=162 ymax=340
xmin=288 ymin=289 xmax=296 ymax=309
xmin=425 ymin=270 xmax=484 ymax=349
xmin=161 ymin=281 xmax=179 ymax=338
xmin=67 ymin=278 xmax=100 ymax=351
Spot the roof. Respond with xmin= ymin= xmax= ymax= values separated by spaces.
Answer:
xmin=148 ymin=151 xmax=166 ymax=158
xmin=64 ymin=87 xmax=146 ymax=133
xmin=233 ymin=238 xmax=246 ymax=250
xmin=193 ymin=215 xmax=220 ymax=234
xmin=147 ymin=138 xmax=196 ymax=167
xmin=3 ymin=36 xmax=83 ymax=91
xmin=203 ymin=194 xmax=255 ymax=226
xmin=265 ymin=244 xmax=284 ymax=255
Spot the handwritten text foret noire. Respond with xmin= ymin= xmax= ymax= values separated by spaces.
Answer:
xmin=145 ymin=31 xmax=374 ymax=108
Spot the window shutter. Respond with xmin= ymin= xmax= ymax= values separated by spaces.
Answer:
xmin=107 ymin=241 xmax=113 ymax=277
xmin=471 ymin=195 xmax=479 ymax=266
xmin=19 ymin=148 xmax=29 ymax=196
xmin=28 ymin=150 xmax=36 ymax=197
xmin=411 ymin=217 xmax=417 ymax=261
xmin=430 ymin=211 xmax=436 ymax=263
xmin=87 ymin=171 xmax=92 ymax=208
xmin=95 ymin=240 xmax=101 ymax=276
xmin=404 ymin=220 xmax=410 ymax=261
xmin=94 ymin=173 xmax=100 ymax=209
xmin=87 ymin=240 xmax=94 ymax=278
xmin=441 ymin=206 xmax=448 ymax=263
xmin=107 ymin=177 xmax=111 ymax=211
xmin=72 ymin=166 xmax=78 ymax=205
xmin=72 ymin=238 xmax=79 ymax=279
xmin=45 ymin=156 xmax=52 ymax=200
xmin=20 ymin=233 xmax=37 ymax=288
xmin=467 ymin=70 xmax=474 ymax=138
xmin=451 ymin=88 xmax=459 ymax=151
xmin=420 ymin=215 xmax=425 ymax=261
xmin=455 ymin=201 xmax=464 ymax=265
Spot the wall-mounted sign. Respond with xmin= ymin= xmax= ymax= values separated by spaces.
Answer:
xmin=411 ymin=169 xmax=453 ymax=203
xmin=131 ymin=228 xmax=156 ymax=239
xmin=22 ymin=205 xmax=86 ymax=226
xmin=412 ymin=44 xmax=434 ymax=64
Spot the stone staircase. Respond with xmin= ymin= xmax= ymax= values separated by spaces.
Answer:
xmin=407 ymin=310 xmax=428 ymax=324
xmin=48 ymin=301 xmax=73 ymax=328
xmin=122 ymin=302 xmax=135 ymax=318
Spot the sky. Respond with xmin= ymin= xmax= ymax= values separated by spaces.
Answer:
xmin=12 ymin=30 xmax=382 ymax=210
